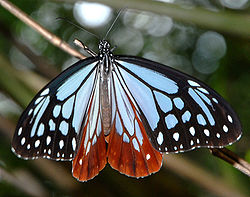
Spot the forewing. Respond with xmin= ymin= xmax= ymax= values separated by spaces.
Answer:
xmin=12 ymin=58 xmax=99 ymax=160
xmin=114 ymin=56 xmax=242 ymax=153
xmin=107 ymin=64 xmax=162 ymax=178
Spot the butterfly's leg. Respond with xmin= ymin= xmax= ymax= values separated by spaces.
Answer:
xmin=74 ymin=39 xmax=97 ymax=57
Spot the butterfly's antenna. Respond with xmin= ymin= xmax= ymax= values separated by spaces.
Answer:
xmin=103 ymin=8 xmax=125 ymax=40
xmin=56 ymin=17 xmax=100 ymax=40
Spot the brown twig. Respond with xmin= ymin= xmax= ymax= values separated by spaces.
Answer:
xmin=0 ymin=0 xmax=86 ymax=60
xmin=210 ymin=148 xmax=250 ymax=177
xmin=84 ymin=0 xmax=250 ymax=39
xmin=0 ymin=20 xmax=59 ymax=79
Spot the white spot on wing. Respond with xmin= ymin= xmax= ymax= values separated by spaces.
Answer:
xmin=204 ymin=129 xmax=210 ymax=137
xmin=223 ymin=125 xmax=228 ymax=132
xmin=46 ymin=136 xmax=51 ymax=145
xmin=18 ymin=127 xmax=22 ymax=136
xmin=227 ymin=115 xmax=233 ymax=123
xmin=21 ymin=137 xmax=25 ymax=145
xmin=173 ymin=132 xmax=179 ymax=141
xmin=28 ymin=109 xmax=33 ymax=116
xmin=216 ymin=133 xmax=220 ymax=138
xmin=72 ymin=137 xmax=76 ymax=151
xmin=212 ymin=98 xmax=218 ymax=104
xmin=189 ymin=127 xmax=195 ymax=136
xmin=146 ymin=154 xmax=150 ymax=160
xmin=59 ymin=140 xmax=64 ymax=149
xmin=35 ymin=140 xmax=40 ymax=148
xmin=157 ymin=132 xmax=164 ymax=145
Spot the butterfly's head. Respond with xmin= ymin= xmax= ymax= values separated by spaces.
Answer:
xmin=99 ymin=40 xmax=112 ymax=56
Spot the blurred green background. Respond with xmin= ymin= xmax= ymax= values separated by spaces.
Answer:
xmin=0 ymin=0 xmax=249 ymax=197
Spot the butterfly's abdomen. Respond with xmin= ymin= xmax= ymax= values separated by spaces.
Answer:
xmin=100 ymin=76 xmax=112 ymax=136
xmin=99 ymin=53 xmax=114 ymax=136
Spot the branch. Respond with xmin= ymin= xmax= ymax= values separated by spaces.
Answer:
xmin=85 ymin=0 xmax=250 ymax=39
xmin=0 ymin=0 xmax=86 ymax=59
xmin=0 ymin=20 xmax=59 ymax=79
xmin=210 ymin=148 xmax=250 ymax=176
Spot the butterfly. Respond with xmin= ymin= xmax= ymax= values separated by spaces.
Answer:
xmin=12 ymin=39 xmax=242 ymax=182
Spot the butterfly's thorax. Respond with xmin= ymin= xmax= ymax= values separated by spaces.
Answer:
xmin=99 ymin=40 xmax=113 ymax=135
